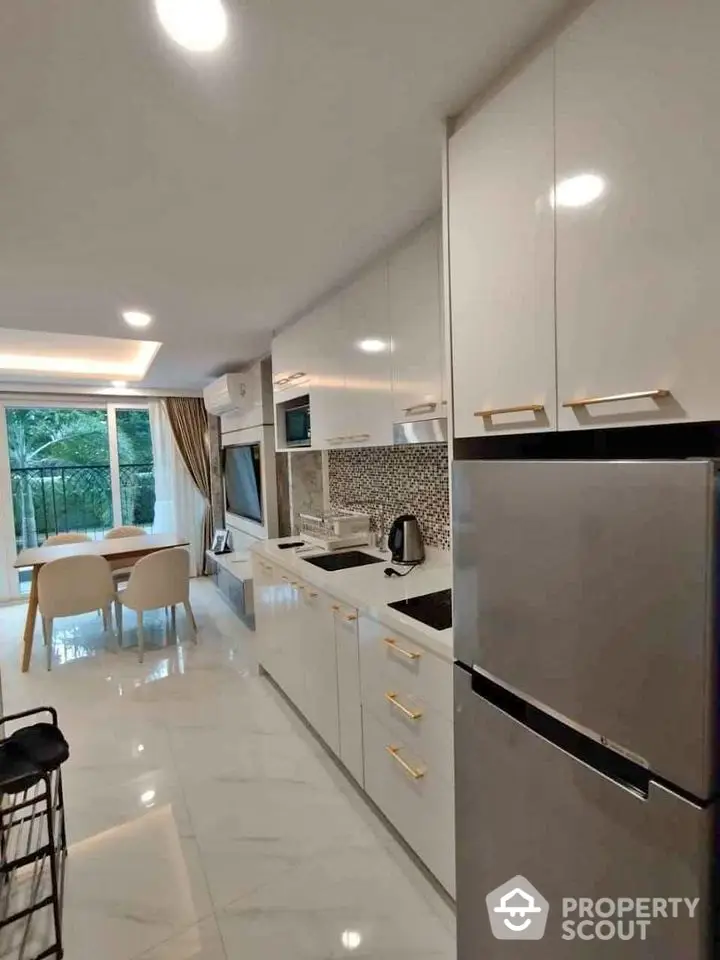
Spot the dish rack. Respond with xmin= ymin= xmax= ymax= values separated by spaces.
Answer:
xmin=298 ymin=510 xmax=371 ymax=551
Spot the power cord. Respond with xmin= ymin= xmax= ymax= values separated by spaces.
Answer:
xmin=384 ymin=563 xmax=421 ymax=578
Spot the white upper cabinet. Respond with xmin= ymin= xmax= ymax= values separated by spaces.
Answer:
xmin=388 ymin=218 xmax=445 ymax=424
xmin=555 ymin=0 xmax=720 ymax=429
xmin=271 ymin=323 xmax=310 ymax=395
xmin=335 ymin=265 xmax=393 ymax=448
xmin=303 ymin=300 xmax=347 ymax=449
xmin=449 ymin=49 xmax=556 ymax=439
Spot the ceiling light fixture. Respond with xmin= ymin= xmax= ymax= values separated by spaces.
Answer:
xmin=154 ymin=0 xmax=228 ymax=53
xmin=341 ymin=931 xmax=362 ymax=951
xmin=121 ymin=309 xmax=154 ymax=329
xmin=112 ymin=380 xmax=128 ymax=389
xmin=357 ymin=338 xmax=388 ymax=354
xmin=551 ymin=173 xmax=607 ymax=209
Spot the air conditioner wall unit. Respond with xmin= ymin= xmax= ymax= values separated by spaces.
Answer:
xmin=203 ymin=361 xmax=273 ymax=426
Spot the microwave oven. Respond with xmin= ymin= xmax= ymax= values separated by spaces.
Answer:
xmin=285 ymin=402 xmax=311 ymax=448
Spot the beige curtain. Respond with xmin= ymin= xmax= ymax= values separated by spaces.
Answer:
xmin=164 ymin=397 xmax=212 ymax=572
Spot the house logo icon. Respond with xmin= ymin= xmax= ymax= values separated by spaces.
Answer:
xmin=486 ymin=876 xmax=549 ymax=940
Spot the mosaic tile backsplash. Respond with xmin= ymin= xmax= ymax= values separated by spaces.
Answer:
xmin=327 ymin=443 xmax=450 ymax=550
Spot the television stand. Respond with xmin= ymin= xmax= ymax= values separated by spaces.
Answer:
xmin=206 ymin=549 xmax=255 ymax=629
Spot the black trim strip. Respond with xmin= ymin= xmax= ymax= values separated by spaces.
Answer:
xmin=469 ymin=670 xmax=708 ymax=807
xmin=454 ymin=421 xmax=720 ymax=461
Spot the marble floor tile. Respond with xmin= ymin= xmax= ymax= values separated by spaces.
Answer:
xmin=138 ymin=917 xmax=227 ymax=960
xmin=0 ymin=579 xmax=456 ymax=960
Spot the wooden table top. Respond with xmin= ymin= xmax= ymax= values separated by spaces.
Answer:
xmin=15 ymin=533 xmax=190 ymax=569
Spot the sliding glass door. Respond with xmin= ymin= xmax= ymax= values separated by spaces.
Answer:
xmin=3 ymin=402 xmax=155 ymax=594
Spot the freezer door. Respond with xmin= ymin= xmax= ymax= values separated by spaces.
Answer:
xmin=454 ymin=668 xmax=712 ymax=958
xmin=453 ymin=458 xmax=717 ymax=799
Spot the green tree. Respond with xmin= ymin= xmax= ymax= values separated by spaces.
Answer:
xmin=7 ymin=408 xmax=139 ymax=547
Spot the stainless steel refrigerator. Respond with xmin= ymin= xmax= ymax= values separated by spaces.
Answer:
xmin=453 ymin=459 xmax=719 ymax=957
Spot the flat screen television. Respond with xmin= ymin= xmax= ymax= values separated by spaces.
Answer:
xmin=224 ymin=443 xmax=263 ymax=525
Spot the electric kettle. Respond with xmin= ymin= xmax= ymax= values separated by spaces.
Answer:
xmin=387 ymin=515 xmax=425 ymax=565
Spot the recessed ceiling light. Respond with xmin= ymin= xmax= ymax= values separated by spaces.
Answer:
xmin=121 ymin=309 xmax=154 ymax=329
xmin=357 ymin=338 xmax=388 ymax=354
xmin=112 ymin=380 xmax=128 ymax=389
xmin=341 ymin=930 xmax=362 ymax=951
xmin=551 ymin=173 xmax=607 ymax=209
xmin=154 ymin=0 xmax=228 ymax=53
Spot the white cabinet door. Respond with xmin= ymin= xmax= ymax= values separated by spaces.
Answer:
xmin=333 ymin=604 xmax=364 ymax=785
xmin=273 ymin=569 xmax=306 ymax=708
xmin=272 ymin=324 xmax=305 ymax=394
xmin=251 ymin=556 xmax=276 ymax=673
xmin=388 ymin=219 xmax=445 ymax=424
xmin=556 ymin=0 xmax=720 ymax=429
xmin=299 ymin=585 xmax=340 ymax=754
xmin=449 ymin=49 xmax=556 ymax=438
xmin=336 ymin=266 xmax=393 ymax=448
xmin=306 ymin=300 xmax=348 ymax=450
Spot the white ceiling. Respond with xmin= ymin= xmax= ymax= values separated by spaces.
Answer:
xmin=0 ymin=0 xmax=572 ymax=391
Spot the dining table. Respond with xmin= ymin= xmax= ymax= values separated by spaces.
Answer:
xmin=14 ymin=533 xmax=190 ymax=672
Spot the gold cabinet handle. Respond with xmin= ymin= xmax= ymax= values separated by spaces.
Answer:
xmin=386 ymin=745 xmax=425 ymax=780
xmin=385 ymin=692 xmax=423 ymax=720
xmin=474 ymin=403 xmax=544 ymax=418
xmin=281 ymin=576 xmax=298 ymax=587
xmin=563 ymin=389 xmax=670 ymax=409
xmin=403 ymin=402 xmax=437 ymax=414
xmin=325 ymin=436 xmax=349 ymax=443
xmin=383 ymin=637 xmax=421 ymax=660
xmin=347 ymin=434 xmax=371 ymax=441
xmin=274 ymin=377 xmax=290 ymax=387
xmin=331 ymin=604 xmax=357 ymax=621
xmin=306 ymin=590 xmax=318 ymax=599
xmin=287 ymin=371 xmax=306 ymax=381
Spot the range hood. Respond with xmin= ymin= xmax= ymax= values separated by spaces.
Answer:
xmin=392 ymin=417 xmax=448 ymax=445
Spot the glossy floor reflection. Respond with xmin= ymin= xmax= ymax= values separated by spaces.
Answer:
xmin=0 ymin=579 xmax=455 ymax=959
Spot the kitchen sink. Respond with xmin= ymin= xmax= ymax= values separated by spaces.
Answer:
xmin=302 ymin=551 xmax=383 ymax=572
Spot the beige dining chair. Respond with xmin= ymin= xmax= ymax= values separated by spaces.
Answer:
xmin=104 ymin=525 xmax=147 ymax=585
xmin=43 ymin=532 xmax=91 ymax=546
xmin=115 ymin=547 xmax=197 ymax=662
xmin=38 ymin=554 xmax=117 ymax=671
xmin=104 ymin=526 xmax=146 ymax=539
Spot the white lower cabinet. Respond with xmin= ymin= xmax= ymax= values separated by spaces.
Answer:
xmin=298 ymin=585 xmax=340 ymax=756
xmin=332 ymin=602 xmax=365 ymax=785
xmin=359 ymin=616 xmax=455 ymax=895
xmin=252 ymin=555 xmax=454 ymax=894
xmin=363 ymin=709 xmax=455 ymax=897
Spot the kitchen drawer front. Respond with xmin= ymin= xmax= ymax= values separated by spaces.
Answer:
xmin=359 ymin=616 xmax=453 ymax=721
xmin=363 ymin=688 xmax=453 ymax=787
xmin=363 ymin=708 xmax=455 ymax=895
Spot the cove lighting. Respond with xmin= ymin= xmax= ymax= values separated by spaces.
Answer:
xmin=112 ymin=380 xmax=128 ymax=389
xmin=121 ymin=309 xmax=154 ymax=329
xmin=551 ymin=173 xmax=607 ymax=209
xmin=154 ymin=0 xmax=228 ymax=52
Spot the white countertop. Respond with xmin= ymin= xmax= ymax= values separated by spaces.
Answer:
xmin=250 ymin=538 xmax=453 ymax=661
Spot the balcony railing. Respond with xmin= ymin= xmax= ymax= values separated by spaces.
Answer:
xmin=10 ymin=463 xmax=155 ymax=551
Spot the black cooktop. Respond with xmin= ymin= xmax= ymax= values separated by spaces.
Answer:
xmin=388 ymin=588 xmax=452 ymax=632
xmin=302 ymin=550 xmax=383 ymax=572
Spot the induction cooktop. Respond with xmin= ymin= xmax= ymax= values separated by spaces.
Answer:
xmin=387 ymin=588 xmax=452 ymax=632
